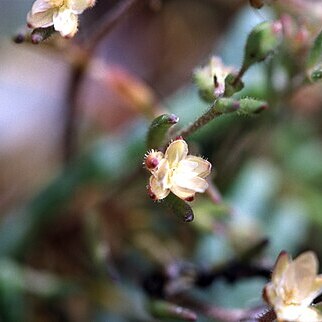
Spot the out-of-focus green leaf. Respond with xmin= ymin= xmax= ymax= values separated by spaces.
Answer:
xmin=0 ymin=124 xmax=146 ymax=258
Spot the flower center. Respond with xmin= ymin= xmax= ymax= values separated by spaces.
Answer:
xmin=49 ymin=0 xmax=65 ymax=7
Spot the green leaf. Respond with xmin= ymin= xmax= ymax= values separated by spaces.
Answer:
xmin=0 ymin=125 xmax=146 ymax=258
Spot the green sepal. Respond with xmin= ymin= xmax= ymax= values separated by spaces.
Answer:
xmin=214 ymin=97 xmax=268 ymax=115
xmin=31 ymin=26 xmax=56 ymax=44
xmin=163 ymin=193 xmax=194 ymax=223
xmin=224 ymin=73 xmax=244 ymax=97
xmin=307 ymin=30 xmax=322 ymax=69
xmin=237 ymin=97 xmax=268 ymax=115
xmin=147 ymin=114 xmax=179 ymax=149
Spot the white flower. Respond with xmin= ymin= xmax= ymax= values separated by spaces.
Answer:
xmin=144 ymin=139 xmax=212 ymax=201
xmin=263 ymin=251 xmax=322 ymax=322
xmin=27 ymin=0 xmax=95 ymax=38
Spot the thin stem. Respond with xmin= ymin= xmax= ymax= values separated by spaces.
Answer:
xmin=85 ymin=0 xmax=140 ymax=53
xmin=232 ymin=65 xmax=247 ymax=86
xmin=174 ymin=105 xmax=220 ymax=138
xmin=63 ymin=0 xmax=139 ymax=162
xmin=64 ymin=63 xmax=84 ymax=162
xmin=206 ymin=181 xmax=223 ymax=204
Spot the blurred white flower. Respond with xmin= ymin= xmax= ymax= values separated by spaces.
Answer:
xmin=194 ymin=56 xmax=235 ymax=100
xmin=144 ymin=139 xmax=211 ymax=201
xmin=27 ymin=0 xmax=95 ymax=38
xmin=263 ymin=251 xmax=322 ymax=322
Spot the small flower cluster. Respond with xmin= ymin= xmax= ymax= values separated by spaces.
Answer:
xmin=263 ymin=251 xmax=322 ymax=322
xmin=144 ymin=139 xmax=211 ymax=201
xmin=27 ymin=0 xmax=95 ymax=38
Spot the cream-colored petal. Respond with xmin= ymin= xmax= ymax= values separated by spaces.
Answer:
xmin=173 ymin=172 xmax=208 ymax=193
xmin=263 ymin=283 xmax=277 ymax=306
xmin=67 ymin=0 xmax=95 ymax=13
xmin=165 ymin=140 xmax=188 ymax=168
xmin=309 ymin=275 xmax=322 ymax=301
xmin=180 ymin=156 xmax=212 ymax=178
xmin=53 ymin=8 xmax=78 ymax=37
xmin=149 ymin=176 xmax=170 ymax=200
xmin=276 ymin=304 xmax=322 ymax=322
xmin=286 ymin=252 xmax=318 ymax=302
xmin=297 ymin=307 xmax=322 ymax=322
xmin=272 ymin=251 xmax=291 ymax=285
xmin=31 ymin=0 xmax=53 ymax=14
xmin=276 ymin=304 xmax=306 ymax=322
xmin=27 ymin=8 xmax=55 ymax=28
xmin=153 ymin=159 xmax=171 ymax=189
xmin=170 ymin=184 xmax=195 ymax=200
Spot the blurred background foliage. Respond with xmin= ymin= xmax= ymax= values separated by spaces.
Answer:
xmin=1 ymin=0 xmax=322 ymax=321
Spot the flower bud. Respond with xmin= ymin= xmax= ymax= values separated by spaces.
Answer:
xmin=242 ymin=21 xmax=283 ymax=70
xmin=144 ymin=150 xmax=163 ymax=171
xmin=147 ymin=114 xmax=179 ymax=149
xmin=31 ymin=26 xmax=55 ymax=44
xmin=214 ymin=97 xmax=268 ymax=115
xmin=307 ymin=30 xmax=322 ymax=82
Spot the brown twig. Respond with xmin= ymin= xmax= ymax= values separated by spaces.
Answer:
xmin=85 ymin=0 xmax=139 ymax=54
xmin=63 ymin=0 xmax=140 ymax=162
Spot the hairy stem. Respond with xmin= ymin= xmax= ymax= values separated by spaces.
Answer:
xmin=174 ymin=105 xmax=219 ymax=138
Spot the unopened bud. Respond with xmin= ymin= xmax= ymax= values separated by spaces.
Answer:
xmin=31 ymin=26 xmax=55 ymax=44
xmin=147 ymin=185 xmax=157 ymax=200
xmin=307 ymin=30 xmax=322 ymax=82
xmin=13 ymin=33 xmax=25 ymax=44
xmin=214 ymin=97 xmax=268 ymax=115
xmin=144 ymin=150 xmax=163 ymax=171
xmin=147 ymin=114 xmax=179 ymax=149
xmin=242 ymin=21 xmax=282 ymax=71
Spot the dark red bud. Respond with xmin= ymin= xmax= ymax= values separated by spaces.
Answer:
xmin=13 ymin=33 xmax=25 ymax=44
xmin=145 ymin=155 xmax=159 ymax=170
xmin=147 ymin=186 xmax=157 ymax=200
xmin=255 ymin=104 xmax=269 ymax=113
xmin=185 ymin=196 xmax=194 ymax=202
